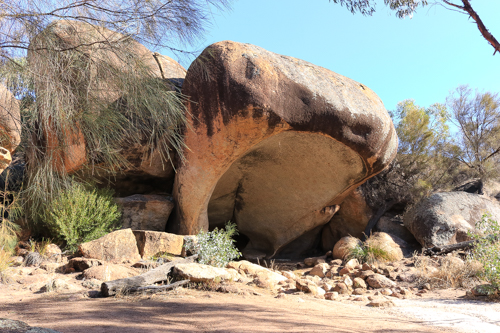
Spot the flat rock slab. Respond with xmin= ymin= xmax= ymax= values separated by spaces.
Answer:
xmin=227 ymin=260 xmax=286 ymax=283
xmin=133 ymin=230 xmax=184 ymax=258
xmin=79 ymin=229 xmax=141 ymax=263
xmin=83 ymin=264 xmax=140 ymax=282
xmin=173 ymin=263 xmax=232 ymax=282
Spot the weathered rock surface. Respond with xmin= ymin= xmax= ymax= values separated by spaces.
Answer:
xmin=332 ymin=236 xmax=362 ymax=260
xmin=117 ymin=194 xmax=174 ymax=231
xmin=78 ymin=229 xmax=141 ymax=263
xmin=83 ymin=264 xmax=139 ymax=281
xmin=322 ymin=188 xmax=373 ymax=251
xmin=28 ymin=20 xmax=186 ymax=190
xmin=133 ymin=230 xmax=184 ymax=258
xmin=173 ymin=263 xmax=232 ymax=282
xmin=171 ymin=41 xmax=397 ymax=258
xmin=403 ymin=192 xmax=500 ymax=248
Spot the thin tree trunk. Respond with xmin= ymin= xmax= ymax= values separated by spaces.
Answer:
xmin=362 ymin=199 xmax=397 ymax=241
xmin=423 ymin=235 xmax=498 ymax=256
xmin=126 ymin=279 xmax=190 ymax=293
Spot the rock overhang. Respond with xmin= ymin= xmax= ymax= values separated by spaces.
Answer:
xmin=171 ymin=40 xmax=398 ymax=258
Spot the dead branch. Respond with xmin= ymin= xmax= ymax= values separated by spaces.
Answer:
xmin=100 ymin=254 xmax=198 ymax=297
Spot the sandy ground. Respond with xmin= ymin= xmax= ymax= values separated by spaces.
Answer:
xmin=390 ymin=291 xmax=500 ymax=333
xmin=0 ymin=283 xmax=461 ymax=333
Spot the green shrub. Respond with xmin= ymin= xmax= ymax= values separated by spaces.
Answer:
xmin=184 ymin=222 xmax=241 ymax=268
xmin=44 ymin=183 xmax=121 ymax=252
xmin=468 ymin=214 xmax=500 ymax=289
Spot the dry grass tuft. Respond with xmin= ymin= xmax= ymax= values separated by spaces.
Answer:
xmin=413 ymin=254 xmax=483 ymax=289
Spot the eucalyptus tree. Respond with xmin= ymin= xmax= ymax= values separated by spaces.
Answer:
xmin=329 ymin=0 xmax=500 ymax=55
xmin=447 ymin=85 xmax=500 ymax=180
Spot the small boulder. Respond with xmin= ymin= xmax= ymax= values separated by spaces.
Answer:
xmin=333 ymin=236 xmax=362 ymax=260
xmin=333 ymin=282 xmax=350 ymax=295
xmin=304 ymin=256 xmax=326 ymax=267
xmin=296 ymin=280 xmax=324 ymax=296
xmin=325 ymin=291 xmax=339 ymax=300
xmin=353 ymin=277 xmax=367 ymax=289
xmin=342 ymin=275 xmax=353 ymax=288
xmin=174 ymin=263 xmax=232 ymax=283
xmin=43 ymin=244 xmax=62 ymax=262
xmin=133 ymin=230 xmax=184 ymax=258
xmin=79 ymin=229 xmax=141 ymax=263
xmin=116 ymin=194 xmax=174 ymax=231
xmin=366 ymin=274 xmax=396 ymax=289
xmin=344 ymin=258 xmax=360 ymax=270
xmin=67 ymin=257 xmax=103 ymax=272
xmin=365 ymin=232 xmax=404 ymax=261
xmin=309 ymin=263 xmax=330 ymax=278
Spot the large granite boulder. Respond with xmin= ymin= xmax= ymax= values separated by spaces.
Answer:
xmin=28 ymin=20 xmax=185 ymax=192
xmin=403 ymin=192 xmax=500 ymax=248
xmin=170 ymin=41 xmax=397 ymax=258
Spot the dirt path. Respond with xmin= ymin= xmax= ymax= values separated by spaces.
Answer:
xmin=0 ymin=286 xmax=454 ymax=333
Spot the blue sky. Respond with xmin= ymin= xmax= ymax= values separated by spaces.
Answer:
xmin=164 ymin=0 xmax=500 ymax=113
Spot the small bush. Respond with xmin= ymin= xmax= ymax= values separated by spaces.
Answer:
xmin=184 ymin=222 xmax=241 ymax=268
xmin=468 ymin=214 xmax=500 ymax=289
xmin=44 ymin=183 xmax=121 ymax=252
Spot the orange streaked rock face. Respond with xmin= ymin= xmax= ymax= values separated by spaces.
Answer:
xmin=0 ymin=84 xmax=21 ymax=153
xmin=171 ymin=41 xmax=398 ymax=258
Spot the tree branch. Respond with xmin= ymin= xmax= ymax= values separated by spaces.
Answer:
xmin=444 ymin=0 xmax=500 ymax=55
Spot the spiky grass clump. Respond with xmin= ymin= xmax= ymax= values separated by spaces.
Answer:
xmin=347 ymin=243 xmax=396 ymax=264
xmin=346 ymin=235 xmax=401 ymax=264
xmin=44 ymin=182 xmax=121 ymax=252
